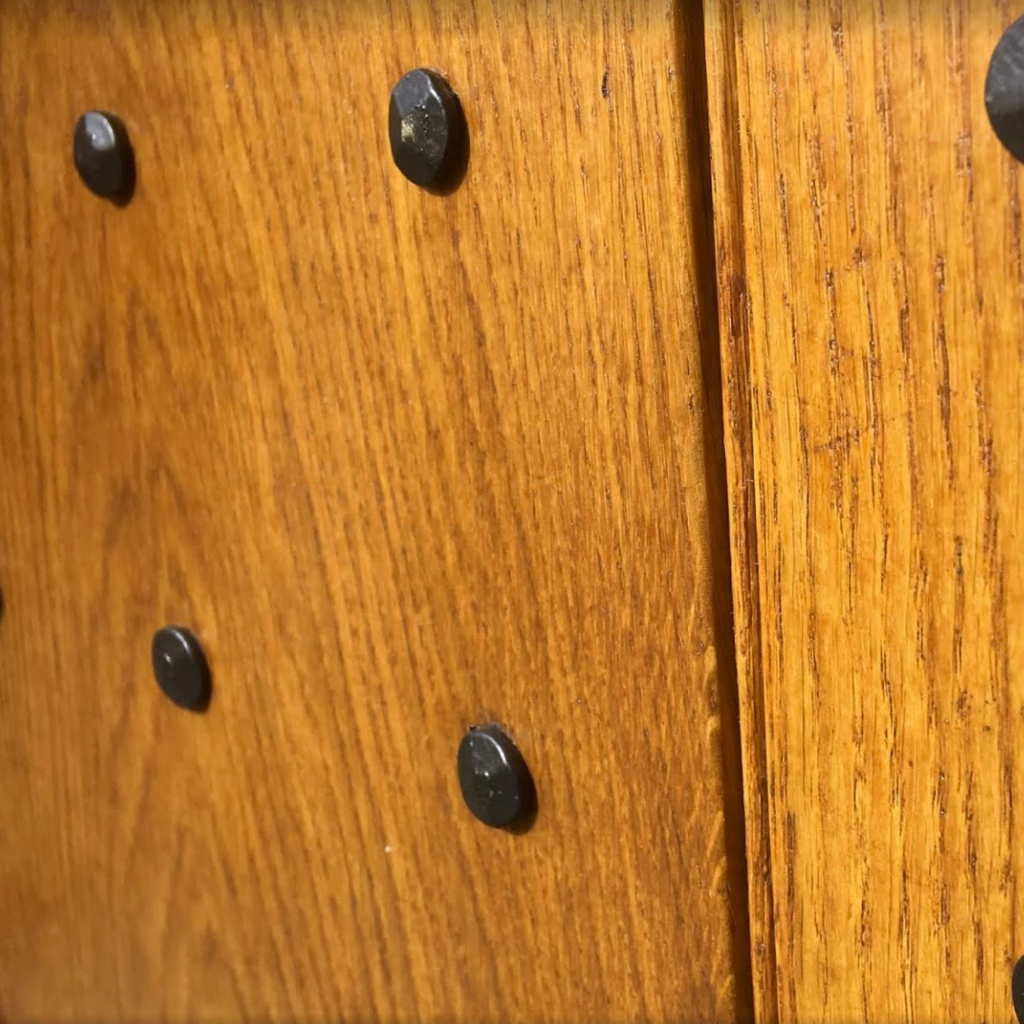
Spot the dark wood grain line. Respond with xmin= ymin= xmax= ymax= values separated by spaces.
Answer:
xmin=702 ymin=2 xmax=780 ymax=1022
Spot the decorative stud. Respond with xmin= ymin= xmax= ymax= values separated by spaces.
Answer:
xmin=73 ymin=111 xmax=135 ymax=202
xmin=388 ymin=68 xmax=466 ymax=191
xmin=1013 ymin=955 xmax=1024 ymax=1023
xmin=986 ymin=16 xmax=1024 ymax=163
xmin=151 ymin=626 xmax=211 ymax=711
xmin=457 ymin=724 xmax=535 ymax=831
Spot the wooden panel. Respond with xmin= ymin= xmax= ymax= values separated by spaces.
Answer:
xmin=0 ymin=1 xmax=751 ymax=1021
xmin=707 ymin=1 xmax=1024 ymax=1021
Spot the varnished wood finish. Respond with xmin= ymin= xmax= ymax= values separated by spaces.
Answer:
xmin=0 ymin=1 xmax=751 ymax=1020
xmin=708 ymin=1 xmax=1024 ymax=1021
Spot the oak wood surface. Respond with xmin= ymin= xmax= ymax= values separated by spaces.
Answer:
xmin=707 ymin=1 xmax=1024 ymax=1021
xmin=0 ymin=1 xmax=751 ymax=1021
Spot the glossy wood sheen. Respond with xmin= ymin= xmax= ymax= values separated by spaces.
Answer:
xmin=708 ymin=2 xmax=1024 ymax=1021
xmin=0 ymin=2 xmax=751 ymax=1021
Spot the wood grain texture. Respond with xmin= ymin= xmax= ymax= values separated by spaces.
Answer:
xmin=708 ymin=1 xmax=1024 ymax=1021
xmin=0 ymin=1 xmax=751 ymax=1021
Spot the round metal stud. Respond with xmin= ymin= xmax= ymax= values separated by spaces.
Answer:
xmin=457 ymin=724 xmax=535 ymax=831
xmin=73 ymin=111 xmax=135 ymax=201
xmin=388 ymin=68 xmax=465 ymax=190
xmin=986 ymin=17 xmax=1024 ymax=163
xmin=1013 ymin=955 xmax=1024 ymax=1023
xmin=151 ymin=626 xmax=211 ymax=711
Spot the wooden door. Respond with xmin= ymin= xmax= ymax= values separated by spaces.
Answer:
xmin=707 ymin=1 xmax=1024 ymax=1021
xmin=0 ymin=2 xmax=752 ymax=1021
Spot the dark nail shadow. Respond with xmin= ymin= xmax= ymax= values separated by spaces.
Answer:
xmin=675 ymin=3 xmax=758 ymax=1022
xmin=189 ymin=639 xmax=213 ymax=714
xmin=426 ymin=104 xmax=470 ymax=197
xmin=187 ymin=683 xmax=212 ymax=715
xmin=506 ymin=775 xmax=538 ymax=836
xmin=110 ymin=150 xmax=136 ymax=208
